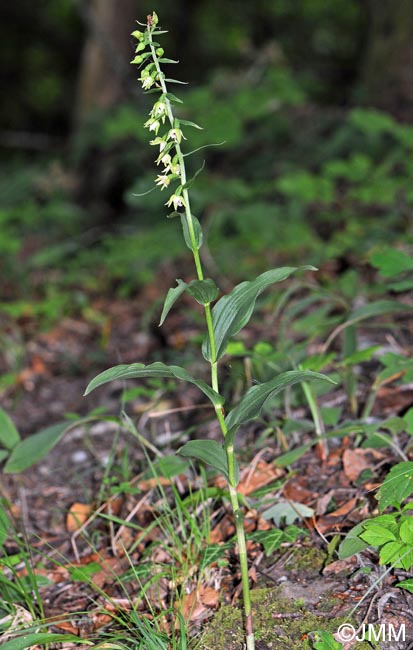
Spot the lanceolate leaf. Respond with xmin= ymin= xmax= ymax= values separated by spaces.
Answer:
xmin=159 ymin=279 xmax=187 ymax=325
xmin=0 ymin=407 xmax=20 ymax=450
xmin=84 ymin=362 xmax=223 ymax=408
xmin=2 ymin=633 xmax=92 ymax=650
xmin=159 ymin=278 xmax=219 ymax=325
xmin=225 ymin=370 xmax=334 ymax=432
xmin=180 ymin=214 xmax=203 ymax=250
xmin=4 ymin=420 xmax=83 ymax=473
xmin=178 ymin=439 xmax=238 ymax=484
xmin=203 ymin=266 xmax=316 ymax=362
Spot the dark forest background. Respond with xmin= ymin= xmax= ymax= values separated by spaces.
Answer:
xmin=1 ymin=0 xmax=412 ymax=323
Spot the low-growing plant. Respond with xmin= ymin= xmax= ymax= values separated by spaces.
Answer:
xmin=340 ymin=460 xmax=413 ymax=595
xmin=82 ymin=13 xmax=334 ymax=648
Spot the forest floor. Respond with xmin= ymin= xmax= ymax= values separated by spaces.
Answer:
xmin=1 ymin=266 xmax=413 ymax=650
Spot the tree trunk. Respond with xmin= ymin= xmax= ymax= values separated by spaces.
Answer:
xmin=360 ymin=0 xmax=413 ymax=121
xmin=75 ymin=0 xmax=139 ymax=124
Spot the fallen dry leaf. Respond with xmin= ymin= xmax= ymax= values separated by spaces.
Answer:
xmin=342 ymin=449 xmax=370 ymax=482
xmin=66 ymin=502 xmax=92 ymax=532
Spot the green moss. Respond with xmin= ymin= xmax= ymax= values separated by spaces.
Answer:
xmin=283 ymin=545 xmax=326 ymax=576
xmin=197 ymin=587 xmax=371 ymax=650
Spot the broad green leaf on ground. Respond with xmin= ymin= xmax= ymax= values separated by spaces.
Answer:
xmin=249 ymin=525 xmax=303 ymax=556
xmin=203 ymin=266 xmax=316 ymax=362
xmin=376 ymin=461 xmax=413 ymax=511
xmin=1 ymin=634 xmax=91 ymax=650
xmin=200 ymin=542 xmax=232 ymax=571
xmin=4 ymin=421 xmax=81 ymax=474
xmin=397 ymin=578 xmax=413 ymax=593
xmin=84 ymin=362 xmax=223 ymax=408
xmin=262 ymin=500 xmax=315 ymax=525
xmin=178 ymin=439 xmax=238 ymax=484
xmin=0 ymin=407 xmax=20 ymax=450
xmin=338 ymin=521 xmax=374 ymax=559
xmin=225 ymin=370 xmax=334 ymax=433
xmin=359 ymin=523 xmax=396 ymax=546
xmin=370 ymin=247 xmax=413 ymax=278
xmin=312 ymin=630 xmax=343 ymax=649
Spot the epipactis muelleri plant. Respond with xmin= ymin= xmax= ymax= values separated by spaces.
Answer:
xmin=84 ymin=12 xmax=333 ymax=649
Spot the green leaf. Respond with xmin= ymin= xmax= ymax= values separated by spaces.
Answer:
xmin=200 ymin=542 xmax=232 ymax=571
xmin=360 ymin=523 xmax=396 ymax=546
xmin=1 ymin=633 xmax=91 ymax=650
xmin=84 ymin=362 xmax=223 ymax=408
xmin=312 ymin=630 xmax=343 ymax=650
xmin=178 ymin=439 xmax=238 ymax=484
xmin=181 ymin=161 xmax=205 ymax=190
xmin=180 ymin=214 xmax=203 ymax=250
xmin=225 ymin=370 xmax=334 ymax=432
xmin=397 ymin=578 xmax=413 ymax=593
xmin=399 ymin=518 xmax=413 ymax=544
xmin=150 ymin=455 xmax=190 ymax=479
xmin=274 ymin=444 xmax=312 ymax=467
xmin=370 ymin=247 xmax=413 ymax=278
xmin=179 ymin=119 xmax=203 ymax=130
xmin=379 ymin=541 xmax=404 ymax=566
xmin=159 ymin=279 xmax=187 ymax=325
xmin=0 ymin=407 xmax=20 ymax=450
xmin=377 ymin=461 xmax=413 ymax=511
xmin=203 ymin=266 xmax=316 ymax=362
xmin=338 ymin=522 xmax=371 ymax=559
xmin=262 ymin=500 xmax=314 ymax=525
xmin=165 ymin=92 xmax=183 ymax=103
xmin=0 ymin=507 xmax=11 ymax=546
xmin=186 ymin=279 xmax=219 ymax=305
xmin=4 ymin=421 xmax=79 ymax=473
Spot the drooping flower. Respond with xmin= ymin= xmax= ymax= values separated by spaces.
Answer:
xmin=166 ymin=193 xmax=186 ymax=210
xmin=155 ymin=174 xmax=171 ymax=190
xmin=150 ymin=137 xmax=168 ymax=152
xmin=144 ymin=118 xmax=161 ymax=134
xmin=156 ymin=152 xmax=172 ymax=169
xmin=167 ymin=128 xmax=184 ymax=144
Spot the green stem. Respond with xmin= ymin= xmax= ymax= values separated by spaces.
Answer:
xmin=228 ymin=482 xmax=254 ymax=649
xmin=147 ymin=26 xmax=254 ymax=648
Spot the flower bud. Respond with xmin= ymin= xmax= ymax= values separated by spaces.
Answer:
xmin=156 ymin=48 xmax=164 ymax=57
xmin=131 ymin=30 xmax=144 ymax=40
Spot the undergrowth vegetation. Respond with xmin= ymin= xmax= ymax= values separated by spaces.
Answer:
xmin=1 ymin=7 xmax=413 ymax=650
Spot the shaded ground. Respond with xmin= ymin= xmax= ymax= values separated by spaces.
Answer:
xmin=1 ymin=273 xmax=413 ymax=649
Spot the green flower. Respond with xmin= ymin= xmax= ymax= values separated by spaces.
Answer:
xmin=167 ymin=128 xmax=184 ymax=143
xmin=155 ymin=174 xmax=171 ymax=190
xmin=166 ymin=193 xmax=186 ymax=210
xmin=144 ymin=118 xmax=161 ymax=134
xmin=150 ymin=137 xmax=167 ymax=152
